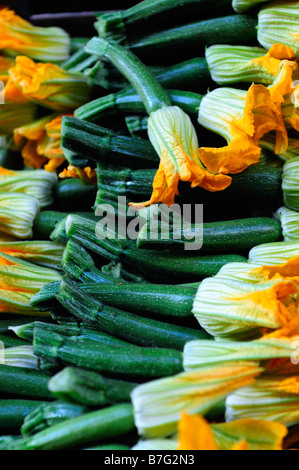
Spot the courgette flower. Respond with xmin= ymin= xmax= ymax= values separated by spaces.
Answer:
xmin=197 ymin=68 xmax=290 ymax=175
xmin=0 ymin=192 xmax=40 ymax=239
xmin=226 ymin=376 xmax=299 ymax=427
xmin=0 ymin=56 xmax=14 ymax=84
xmin=260 ymin=132 xmax=299 ymax=161
xmin=0 ymin=7 xmax=70 ymax=62
xmin=258 ymin=2 xmax=299 ymax=57
xmin=184 ymin=335 xmax=299 ymax=375
xmin=0 ymin=240 xmax=64 ymax=269
xmin=9 ymin=56 xmax=90 ymax=112
xmin=206 ymin=44 xmax=298 ymax=86
xmin=58 ymin=165 xmax=97 ymax=185
xmin=178 ymin=413 xmax=287 ymax=450
xmin=282 ymin=157 xmax=299 ymax=211
xmin=192 ymin=266 xmax=299 ymax=339
xmin=0 ymin=78 xmax=36 ymax=135
xmin=0 ymin=167 xmax=57 ymax=208
xmin=0 ymin=252 xmax=61 ymax=315
xmin=2 ymin=345 xmax=38 ymax=369
xmin=249 ymin=241 xmax=299 ymax=266
xmin=14 ymin=114 xmax=67 ymax=171
xmin=277 ymin=206 xmax=299 ymax=242
xmin=131 ymin=362 xmax=262 ymax=438
xmin=130 ymin=106 xmax=231 ymax=208
xmin=232 ymin=0 xmax=271 ymax=13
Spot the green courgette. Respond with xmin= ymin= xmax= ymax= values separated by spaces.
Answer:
xmin=53 ymin=178 xmax=97 ymax=212
xmin=0 ymin=364 xmax=53 ymax=400
xmin=61 ymin=116 xmax=159 ymax=168
xmin=57 ymin=278 xmax=209 ymax=350
xmin=2 ymin=404 xmax=135 ymax=450
xmin=0 ymin=399 xmax=45 ymax=430
xmin=65 ymin=214 xmax=247 ymax=282
xmin=96 ymin=0 xmax=233 ymax=44
xmin=137 ymin=217 xmax=283 ymax=253
xmin=33 ymin=328 xmax=183 ymax=379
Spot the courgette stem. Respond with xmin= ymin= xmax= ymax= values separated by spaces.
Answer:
xmin=85 ymin=37 xmax=172 ymax=114
xmin=48 ymin=366 xmax=137 ymax=406
xmin=21 ymin=401 xmax=88 ymax=436
xmin=33 ymin=328 xmax=183 ymax=379
xmin=61 ymin=116 xmax=158 ymax=168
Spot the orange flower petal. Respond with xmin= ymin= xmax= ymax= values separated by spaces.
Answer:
xmin=177 ymin=413 xmax=217 ymax=451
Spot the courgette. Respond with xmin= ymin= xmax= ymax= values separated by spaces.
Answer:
xmin=0 ymin=399 xmax=45 ymax=430
xmin=127 ymin=14 xmax=258 ymax=61
xmin=53 ymin=178 xmax=97 ymax=212
xmin=0 ymin=364 xmax=53 ymax=400
xmin=78 ymin=282 xmax=197 ymax=320
xmin=96 ymin=0 xmax=233 ymax=44
xmin=33 ymin=210 xmax=97 ymax=240
xmin=3 ymin=404 xmax=136 ymax=451
xmin=33 ymin=328 xmax=183 ymax=379
xmin=61 ymin=116 xmax=159 ymax=168
xmin=57 ymin=278 xmax=209 ymax=350
xmin=137 ymin=217 xmax=283 ymax=253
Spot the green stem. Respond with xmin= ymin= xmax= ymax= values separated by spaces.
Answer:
xmin=48 ymin=366 xmax=137 ymax=406
xmin=85 ymin=37 xmax=172 ymax=113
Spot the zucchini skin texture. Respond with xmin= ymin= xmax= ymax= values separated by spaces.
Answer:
xmin=137 ymin=217 xmax=283 ymax=253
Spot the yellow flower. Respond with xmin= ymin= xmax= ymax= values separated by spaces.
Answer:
xmin=0 ymin=192 xmax=40 ymax=239
xmin=0 ymin=55 xmax=14 ymax=84
xmin=9 ymin=56 xmax=90 ymax=112
xmin=58 ymin=165 xmax=97 ymax=185
xmin=226 ymin=376 xmax=299 ymax=427
xmin=249 ymin=241 xmax=299 ymax=266
xmin=183 ymin=336 xmax=299 ymax=374
xmin=0 ymin=7 xmax=70 ymax=62
xmin=206 ymin=44 xmax=298 ymax=86
xmin=282 ymin=157 xmax=299 ymax=211
xmin=192 ymin=259 xmax=299 ymax=339
xmin=0 ymin=77 xmax=37 ymax=136
xmin=258 ymin=2 xmax=299 ymax=57
xmin=14 ymin=114 xmax=69 ymax=171
xmin=131 ymin=362 xmax=262 ymax=438
xmin=129 ymin=106 xmax=231 ymax=208
xmin=197 ymin=74 xmax=289 ymax=175
xmin=0 ymin=240 xmax=64 ymax=269
xmin=0 ymin=251 xmax=61 ymax=316
xmin=177 ymin=413 xmax=287 ymax=450
xmin=177 ymin=413 xmax=217 ymax=450
xmin=0 ymin=166 xmax=57 ymax=208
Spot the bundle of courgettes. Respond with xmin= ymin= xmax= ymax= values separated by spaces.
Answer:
xmin=0 ymin=0 xmax=299 ymax=452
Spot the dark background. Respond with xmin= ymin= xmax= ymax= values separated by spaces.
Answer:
xmin=5 ymin=1 xmax=139 ymax=35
